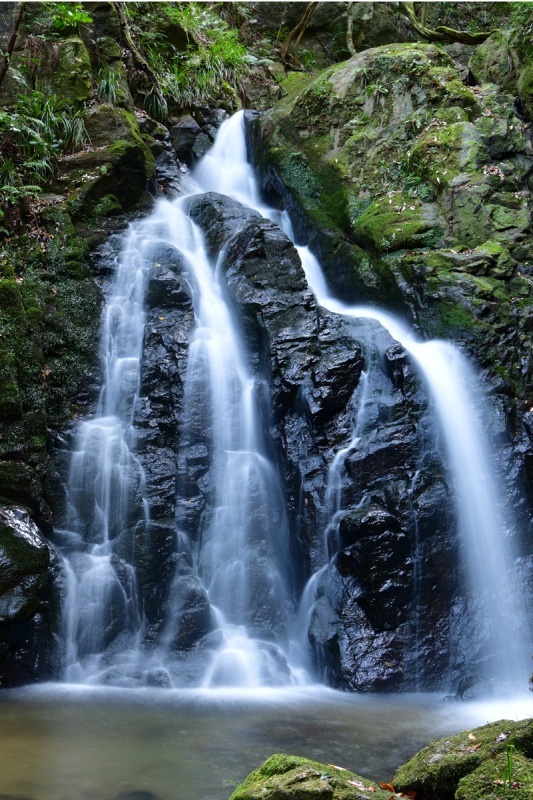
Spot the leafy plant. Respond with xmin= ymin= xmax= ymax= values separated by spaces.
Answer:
xmin=97 ymin=68 xmax=118 ymax=105
xmin=0 ymin=79 xmax=89 ymax=230
xmin=503 ymin=742 xmax=515 ymax=788
xmin=47 ymin=2 xmax=93 ymax=31
xmin=125 ymin=2 xmax=254 ymax=109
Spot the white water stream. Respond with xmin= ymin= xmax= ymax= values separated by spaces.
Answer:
xmin=202 ymin=112 xmax=530 ymax=687
xmin=60 ymin=110 xmax=530 ymax=690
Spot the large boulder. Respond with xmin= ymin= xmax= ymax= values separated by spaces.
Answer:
xmin=229 ymin=754 xmax=394 ymax=800
xmin=393 ymin=717 xmax=533 ymax=800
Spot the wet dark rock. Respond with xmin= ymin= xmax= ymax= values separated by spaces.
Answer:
xmin=0 ymin=506 xmax=62 ymax=687
xmin=185 ymin=193 xmax=467 ymax=690
xmin=188 ymin=192 xmax=261 ymax=260
xmin=169 ymin=114 xmax=213 ymax=166
xmin=145 ymin=668 xmax=172 ymax=689
xmin=114 ymin=792 xmax=162 ymax=800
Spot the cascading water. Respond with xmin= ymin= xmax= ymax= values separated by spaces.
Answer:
xmin=298 ymin=248 xmax=530 ymax=685
xmin=148 ymin=199 xmax=295 ymax=687
xmin=60 ymin=117 xmax=301 ymax=688
xmin=59 ymin=109 xmax=530 ymax=690
xmin=205 ymin=112 xmax=530 ymax=687
xmin=61 ymin=221 xmax=151 ymax=682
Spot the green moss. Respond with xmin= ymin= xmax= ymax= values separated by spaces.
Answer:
xmin=440 ymin=301 xmax=475 ymax=333
xmin=393 ymin=719 xmax=533 ymax=800
xmin=352 ymin=193 xmax=442 ymax=252
xmin=408 ymin=121 xmax=463 ymax=189
xmin=92 ymin=194 xmax=122 ymax=218
xmin=230 ymin=754 xmax=393 ymax=800
xmin=48 ymin=38 xmax=93 ymax=105
xmin=456 ymin=750 xmax=533 ymax=800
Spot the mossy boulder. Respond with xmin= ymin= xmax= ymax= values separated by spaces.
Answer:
xmin=60 ymin=107 xmax=156 ymax=225
xmin=251 ymin=42 xmax=488 ymax=304
xmin=469 ymin=23 xmax=533 ymax=120
xmin=229 ymin=754 xmax=393 ymax=800
xmin=393 ymin=718 xmax=533 ymax=800
xmin=41 ymin=37 xmax=93 ymax=105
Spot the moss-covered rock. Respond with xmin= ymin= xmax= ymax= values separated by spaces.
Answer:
xmin=393 ymin=718 xmax=533 ymax=800
xmin=352 ymin=193 xmax=443 ymax=252
xmin=229 ymin=754 xmax=394 ymax=800
xmin=251 ymin=43 xmax=490 ymax=303
xmin=0 ymin=214 xmax=102 ymax=523
xmin=469 ymin=23 xmax=533 ymax=120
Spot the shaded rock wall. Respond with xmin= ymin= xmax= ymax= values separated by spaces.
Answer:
xmin=244 ymin=37 xmax=533 ymax=597
xmin=0 ymin=506 xmax=62 ymax=686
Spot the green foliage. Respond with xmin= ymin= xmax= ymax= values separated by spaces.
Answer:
xmin=126 ymin=2 xmax=254 ymax=108
xmin=0 ymin=78 xmax=89 ymax=230
xmin=47 ymin=2 xmax=93 ymax=31
xmin=426 ymin=2 xmax=532 ymax=32
xmin=97 ymin=68 xmax=118 ymax=105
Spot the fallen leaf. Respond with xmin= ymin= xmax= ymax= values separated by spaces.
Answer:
xmin=328 ymin=765 xmax=346 ymax=771
xmin=468 ymin=733 xmax=476 ymax=741
xmin=380 ymin=783 xmax=395 ymax=792
xmin=493 ymin=779 xmax=505 ymax=785
xmin=470 ymin=743 xmax=482 ymax=751
xmin=346 ymin=780 xmax=376 ymax=791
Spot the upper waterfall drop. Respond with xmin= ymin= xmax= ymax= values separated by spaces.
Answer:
xmin=208 ymin=111 xmax=530 ymax=687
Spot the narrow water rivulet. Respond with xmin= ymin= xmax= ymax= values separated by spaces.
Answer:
xmin=59 ymin=110 xmax=531 ymax=691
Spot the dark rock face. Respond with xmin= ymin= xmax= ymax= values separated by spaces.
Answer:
xmin=0 ymin=506 xmax=63 ymax=687
xmin=243 ymin=42 xmax=533 ymax=688
xmin=182 ymin=193 xmax=464 ymax=691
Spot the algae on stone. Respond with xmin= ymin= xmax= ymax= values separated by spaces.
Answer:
xmin=229 ymin=754 xmax=394 ymax=800
xmin=393 ymin=718 xmax=533 ymax=800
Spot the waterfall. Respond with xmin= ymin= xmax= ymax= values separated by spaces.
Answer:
xmin=60 ymin=117 xmax=300 ymax=688
xmin=208 ymin=112 xmax=529 ymax=687
xmin=59 ymin=109 xmax=530 ymax=690
xmin=298 ymin=248 xmax=529 ymax=684
xmin=61 ymin=220 xmax=152 ymax=682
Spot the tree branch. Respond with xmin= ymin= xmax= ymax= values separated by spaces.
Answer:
xmin=399 ymin=2 xmax=493 ymax=45
xmin=281 ymin=2 xmax=320 ymax=65
xmin=113 ymin=2 xmax=166 ymax=110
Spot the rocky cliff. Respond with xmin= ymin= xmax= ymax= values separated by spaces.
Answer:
xmin=0 ymin=1 xmax=532 ymax=692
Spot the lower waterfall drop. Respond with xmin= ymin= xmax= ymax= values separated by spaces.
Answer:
xmin=60 ymin=131 xmax=303 ymax=687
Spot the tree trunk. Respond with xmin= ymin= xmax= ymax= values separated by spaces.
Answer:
xmin=113 ymin=2 xmax=167 ymax=113
xmin=0 ymin=2 xmax=25 ymax=91
xmin=280 ymin=2 xmax=320 ymax=65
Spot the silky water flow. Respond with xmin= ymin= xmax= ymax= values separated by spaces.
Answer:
xmin=193 ymin=112 xmax=531 ymax=687
xmin=60 ymin=121 xmax=302 ymax=687
xmin=59 ymin=111 xmax=531 ymax=689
